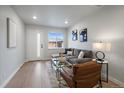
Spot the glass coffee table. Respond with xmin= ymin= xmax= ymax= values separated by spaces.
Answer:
xmin=51 ymin=57 xmax=66 ymax=80
xmin=51 ymin=54 xmax=73 ymax=87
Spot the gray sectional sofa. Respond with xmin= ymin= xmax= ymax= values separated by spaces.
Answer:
xmin=63 ymin=48 xmax=93 ymax=64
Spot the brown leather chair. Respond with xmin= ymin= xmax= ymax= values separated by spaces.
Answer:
xmin=60 ymin=61 xmax=102 ymax=88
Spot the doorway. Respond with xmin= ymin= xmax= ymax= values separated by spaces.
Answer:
xmin=26 ymin=29 xmax=45 ymax=61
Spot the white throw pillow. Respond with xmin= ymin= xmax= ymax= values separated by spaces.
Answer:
xmin=78 ymin=51 xmax=84 ymax=59
xmin=67 ymin=51 xmax=73 ymax=56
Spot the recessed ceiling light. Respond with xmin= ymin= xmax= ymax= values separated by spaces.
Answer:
xmin=33 ymin=16 xmax=37 ymax=19
xmin=64 ymin=21 xmax=68 ymax=24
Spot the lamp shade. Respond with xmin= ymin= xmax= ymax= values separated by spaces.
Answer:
xmin=93 ymin=42 xmax=111 ymax=51
xmin=93 ymin=42 xmax=105 ymax=50
xmin=105 ymin=43 xmax=111 ymax=51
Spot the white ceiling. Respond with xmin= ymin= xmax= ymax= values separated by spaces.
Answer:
xmin=12 ymin=5 xmax=102 ymax=28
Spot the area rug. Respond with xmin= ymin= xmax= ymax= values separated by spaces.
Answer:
xmin=47 ymin=61 xmax=121 ymax=88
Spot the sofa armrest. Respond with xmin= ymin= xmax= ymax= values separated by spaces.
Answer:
xmin=68 ymin=58 xmax=92 ymax=64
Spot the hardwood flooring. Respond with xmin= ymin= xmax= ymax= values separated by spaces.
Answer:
xmin=6 ymin=61 xmax=51 ymax=88
xmin=5 ymin=61 xmax=121 ymax=88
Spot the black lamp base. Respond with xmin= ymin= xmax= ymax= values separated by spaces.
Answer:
xmin=96 ymin=59 xmax=104 ymax=61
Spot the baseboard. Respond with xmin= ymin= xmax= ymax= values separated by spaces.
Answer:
xmin=0 ymin=62 xmax=24 ymax=88
xmin=109 ymin=75 xmax=124 ymax=87
xmin=25 ymin=59 xmax=51 ymax=62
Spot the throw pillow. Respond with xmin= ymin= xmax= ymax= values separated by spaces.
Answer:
xmin=67 ymin=51 xmax=73 ymax=56
xmin=78 ymin=51 xmax=84 ymax=59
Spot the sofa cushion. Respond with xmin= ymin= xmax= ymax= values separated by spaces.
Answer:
xmin=68 ymin=58 xmax=92 ymax=64
xmin=73 ymin=49 xmax=81 ymax=57
xmin=73 ymin=49 xmax=93 ymax=58
xmin=66 ymin=56 xmax=77 ymax=62
xmin=65 ymin=48 xmax=74 ymax=54
xmin=83 ymin=50 xmax=93 ymax=58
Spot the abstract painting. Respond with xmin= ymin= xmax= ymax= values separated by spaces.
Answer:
xmin=72 ymin=29 xmax=78 ymax=41
xmin=79 ymin=28 xmax=87 ymax=42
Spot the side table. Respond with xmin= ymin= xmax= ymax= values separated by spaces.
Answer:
xmin=97 ymin=60 xmax=108 ymax=83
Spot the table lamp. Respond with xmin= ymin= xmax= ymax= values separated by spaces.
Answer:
xmin=93 ymin=42 xmax=111 ymax=61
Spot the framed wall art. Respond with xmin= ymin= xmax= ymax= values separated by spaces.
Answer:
xmin=79 ymin=28 xmax=87 ymax=42
xmin=72 ymin=29 xmax=78 ymax=41
xmin=7 ymin=17 xmax=17 ymax=48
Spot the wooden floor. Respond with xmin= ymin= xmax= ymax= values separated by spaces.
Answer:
xmin=5 ymin=61 xmax=121 ymax=88
xmin=6 ymin=61 xmax=52 ymax=88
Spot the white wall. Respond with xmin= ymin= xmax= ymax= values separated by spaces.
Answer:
xmin=68 ymin=6 xmax=124 ymax=84
xmin=0 ymin=6 xmax=25 ymax=87
xmin=26 ymin=25 xmax=67 ymax=61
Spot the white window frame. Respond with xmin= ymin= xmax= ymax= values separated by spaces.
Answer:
xmin=48 ymin=32 xmax=64 ymax=49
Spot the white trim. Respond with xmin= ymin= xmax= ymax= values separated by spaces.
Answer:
xmin=25 ymin=59 xmax=51 ymax=62
xmin=0 ymin=62 xmax=24 ymax=88
xmin=109 ymin=76 xmax=124 ymax=87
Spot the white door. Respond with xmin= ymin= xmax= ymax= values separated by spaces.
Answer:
xmin=26 ymin=29 xmax=45 ymax=61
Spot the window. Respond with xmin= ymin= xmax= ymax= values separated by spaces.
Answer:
xmin=48 ymin=32 xmax=64 ymax=49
